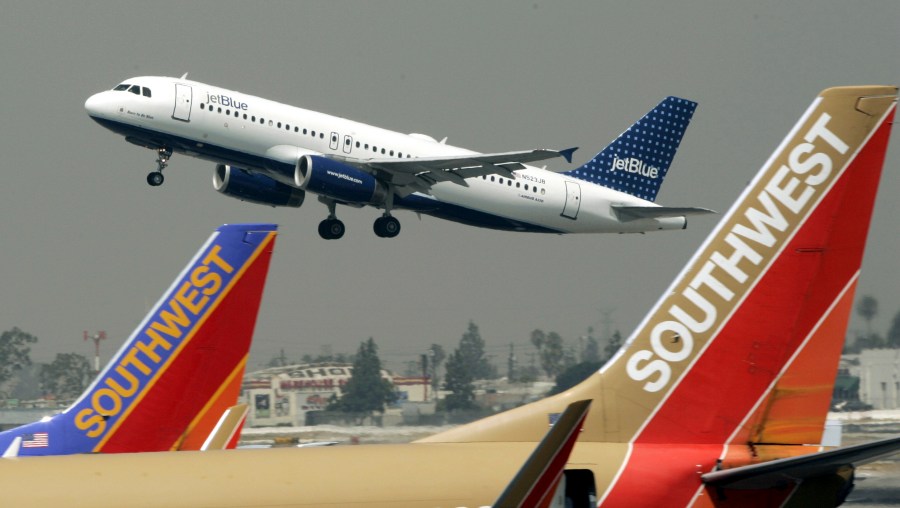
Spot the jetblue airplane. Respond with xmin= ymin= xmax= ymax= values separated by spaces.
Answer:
xmin=84 ymin=75 xmax=712 ymax=239
xmin=0 ymin=223 xmax=277 ymax=456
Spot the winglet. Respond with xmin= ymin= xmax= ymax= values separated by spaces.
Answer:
xmin=493 ymin=399 xmax=591 ymax=508
xmin=200 ymin=404 xmax=249 ymax=451
xmin=559 ymin=147 xmax=578 ymax=164
xmin=2 ymin=437 xmax=21 ymax=459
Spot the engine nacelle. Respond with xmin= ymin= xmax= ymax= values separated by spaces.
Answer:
xmin=294 ymin=155 xmax=386 ymax=206
xmin=213 ymin=164 xmax=305 ymax=208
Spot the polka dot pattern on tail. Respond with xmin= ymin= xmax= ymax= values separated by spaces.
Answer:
xmin=563 ymin=97 xmax=697 ymax=202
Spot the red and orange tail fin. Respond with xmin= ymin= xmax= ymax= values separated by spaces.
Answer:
xmin=58 ymin=224 xmax=276 ymax=454
xmin=421 ymin=87 xmax=896 ymax=457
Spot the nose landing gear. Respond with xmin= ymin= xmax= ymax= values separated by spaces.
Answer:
xmin=147 ymin=147 xmax=172 ymax=187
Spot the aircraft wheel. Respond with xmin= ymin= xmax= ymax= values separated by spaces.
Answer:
xmin=374 ymin=216 xmax=401 ymax=238
xmin=147 ymin=171 xmax=164 ymax=186
xmin=319 ymin=219 xmax=345 ymax=240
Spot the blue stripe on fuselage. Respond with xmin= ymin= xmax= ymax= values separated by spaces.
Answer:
xmin=89 ymin=117 xmax=563 ymax=234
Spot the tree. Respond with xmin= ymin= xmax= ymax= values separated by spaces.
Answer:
xmin=887 ymin=309 xmax=900 ymax=348
xmin=429 ymin=343 xmax=446 ymax=393
xmin=603 ymin=331 xmax=624 ymax=363
xmin=531 ymin=329 xmax=565 ymax=378
xmin=0 ymin=328 xmax=38 ymax=386
xmin=856 ymin=295 xmax=879 ymax=338
xmin=329 ymin=338 xmax=394 ymax=418
xmin=549 ymin=361 xmax=603 ymax=395
xmin=39 ymin=353 xmax=94 ymax=399
xmin=582 ymin=334 xmax=601 ymax=364
xmin=441 ymin=347 xmax=477 ymax=411
xmin=459 ymin=321 xmax=495 ymax=380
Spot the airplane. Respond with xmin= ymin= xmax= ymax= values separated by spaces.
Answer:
xmin=5 ymin=85 xmax=896 ymax=507
xmin=84 ymin=76 xmax=713 ymax=239
xmin=0 ymin=223 xmax=277 ymax=456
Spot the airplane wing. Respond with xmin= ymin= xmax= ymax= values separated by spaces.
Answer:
xmin=701 ymin=436 xmax=900 ymax=489
xmin=333 ymin=148 xmax=577 ymax=195
xmin=492 ymin=399 xmax=592 ymax=508
xmin=611 ymin=204 xmax=716 ymax=222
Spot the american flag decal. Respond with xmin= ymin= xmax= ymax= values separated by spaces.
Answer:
xmin=22 ymin=432 xmax=49 ymax=448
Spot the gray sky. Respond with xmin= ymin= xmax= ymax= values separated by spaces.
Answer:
xmin=1 ymin=1 xmax=898 ymax=373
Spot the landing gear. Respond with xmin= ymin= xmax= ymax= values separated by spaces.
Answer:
xmin=318 ymin=199 xmax=346 ymax=240
xmin=373 ymin=186 xmax=401 ymax=238
xmin=147 ymin=147 xmax=172 ymax=187
xmin=373 ymin=216 xmax=400 ymax=238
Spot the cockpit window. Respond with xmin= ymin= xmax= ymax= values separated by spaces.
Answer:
xmin=114 ymin=84 xmax=130 ymax=91
xmin=142 ymin=88 xmax=151 ymax=98
xmin=128 ymin=85 xmax=141 ymax=95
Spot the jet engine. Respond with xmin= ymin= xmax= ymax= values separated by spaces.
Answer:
xmin=213 ymin=164 xmax=305 ymax=207
xmin=294 ymin=155 xmax=387 ymax=205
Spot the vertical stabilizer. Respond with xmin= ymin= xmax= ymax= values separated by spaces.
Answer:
xmin=421 ymin=87 xmax=897 ymax=457
xmin=0 ymin=224 xmax=277 ymax=456
xmin=563 ymin=97 xmax=697 ymax=201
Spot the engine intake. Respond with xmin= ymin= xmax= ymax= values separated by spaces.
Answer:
xmin=213 ymin=164 xmax=305 ymax=208
xmin=295 ymin=155 xmax=386 ymax=206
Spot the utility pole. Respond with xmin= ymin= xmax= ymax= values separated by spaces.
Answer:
xmin=84 ymin=330 xmax=107 ymax=374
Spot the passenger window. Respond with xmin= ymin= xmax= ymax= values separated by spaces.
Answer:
xmin=218 ymin=107 xmax=222 ymax=113
xmin=243 ymin=113 xmax=248 ymax=120
xmin=226 ymin=110 xmax=231 ymax=116
xmin=319 ymin=133 xmax=324 ymax=139
xmin=142 ymin=88 xmax=151 ymax=98
xmin=311 ymin=130 xmax=316 ymax=137
xmin=398 ymin=152 xmax=402 ymax=157
xmin=390 ymin=150 xmax=394 ymax=156
xmin=294 ymin=127 xmax=299 ymax=132
xmin=303 ymin=128 xmax=308 ymax=134
xmin=200 ymin=103 xmax=205 ymax=110
xmin=269 ymin=120 xmax=273 ymax=126
xmin=277 ymin=122 xmax=282 ymax=128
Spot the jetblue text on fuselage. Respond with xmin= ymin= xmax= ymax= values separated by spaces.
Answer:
xmin=206 ymin=93 xmax=248 ymax=111
xmin=612 ymin=156 xmax=659 ymax=179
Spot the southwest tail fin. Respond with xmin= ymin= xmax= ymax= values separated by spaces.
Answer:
xmin=562 ymin=96 xmax=697 ymax=201
xmin=0 ymin=223 xmax=277 ymax=456
xmin=422 ymin=85 xmax=896 ymax=448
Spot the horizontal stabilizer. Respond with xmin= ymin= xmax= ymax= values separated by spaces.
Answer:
xmin=702 ymin=436 xmax=900 ymax=489
xmin=611 ymin=204 xmax=716 ymax=222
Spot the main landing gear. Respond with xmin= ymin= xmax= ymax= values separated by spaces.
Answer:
xmin=318 ymin=200 xmax=346 ymax=240
xmin=373 ymin=215 xmax=400 ymax=238
xmin=146 ymin=147 xmax=172 ymax=187
xmin=373 ymin=187 xmax=400 ymax=238
xmin=316 ymin=196 xmax=402 ymax=240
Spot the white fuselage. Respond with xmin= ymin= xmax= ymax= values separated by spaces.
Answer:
xmin=85 ymin=76 xmax=684 ymax=234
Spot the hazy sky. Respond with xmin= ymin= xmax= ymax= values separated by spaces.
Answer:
xmin=1 ymin=2 xmax=898 ymax=373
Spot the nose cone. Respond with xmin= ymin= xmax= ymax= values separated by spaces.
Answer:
xmin=84 ymin=92 xmax=103 ymax=116
xmin=85 ymin=91 xmax=116 ymax=119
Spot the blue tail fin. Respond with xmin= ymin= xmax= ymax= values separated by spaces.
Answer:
xmin=563 ymin=97 xmax=696 ymax=201
xmin=0 ymin=223 xmax=278 ymax=457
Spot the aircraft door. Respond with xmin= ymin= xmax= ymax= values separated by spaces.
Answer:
xmin=172 ymin=84 xmax=192 ymax=122
xmin=329 ymin=132 xmax=340 ymax=151
xmin=342 ymin=135 xmax=353 ymax=154
xmin=561 ymin=181 xmax=581 ymax=220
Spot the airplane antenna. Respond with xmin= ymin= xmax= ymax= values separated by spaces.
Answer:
xmin=180 ymin=72 xmax=189 ymax=80
xmin=84 ymin=330 xmax=107 ymax=374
